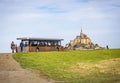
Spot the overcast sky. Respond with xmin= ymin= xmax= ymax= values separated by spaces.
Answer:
xmin=0 ymin=0 xmax=120 ymax=53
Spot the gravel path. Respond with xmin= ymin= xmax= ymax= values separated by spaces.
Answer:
xmin=0 ymin=53 xmax=53 ymax=83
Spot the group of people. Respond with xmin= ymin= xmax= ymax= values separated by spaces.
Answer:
xmin=10 ymin=41 xmax=24 ymax=53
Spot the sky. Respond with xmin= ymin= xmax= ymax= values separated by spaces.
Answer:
xmin=0 ymin=0 xmax=120 ymax=53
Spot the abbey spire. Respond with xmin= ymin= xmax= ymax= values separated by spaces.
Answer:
xmin=81 ymin=28 xmax=82 ymax=33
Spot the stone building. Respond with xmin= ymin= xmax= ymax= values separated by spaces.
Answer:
xmin=66 ymin=30 xmax=102 ymax=50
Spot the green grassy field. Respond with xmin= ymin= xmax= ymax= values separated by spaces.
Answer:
xmin=13 ymin=49 xmax=120 ymax=83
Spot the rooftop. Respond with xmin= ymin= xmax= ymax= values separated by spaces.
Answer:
xmin=17 ymin=37 xmax=64 ymax=41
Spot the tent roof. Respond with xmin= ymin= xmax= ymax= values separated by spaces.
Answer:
xmin=17 ymin=37 xmax=64 ymax=41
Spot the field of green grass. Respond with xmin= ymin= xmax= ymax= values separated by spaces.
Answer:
xmin=13 ymin=49 xmax=120 ymax=83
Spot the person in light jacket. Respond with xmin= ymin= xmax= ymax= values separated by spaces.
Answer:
xmin=11 ymin=41 xmax=15 ymax=53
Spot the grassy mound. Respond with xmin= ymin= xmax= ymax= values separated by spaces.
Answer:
xmin=13 ymin=49 xmax=120 ymax=83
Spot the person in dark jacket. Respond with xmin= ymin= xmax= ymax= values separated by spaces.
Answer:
xmin=57 ymin=46 xmax=59 ymax=51
xmin=20 ymin=41 xmax=24 ymax=52
xmin=106 ymin=45 xmax=109 ymax=49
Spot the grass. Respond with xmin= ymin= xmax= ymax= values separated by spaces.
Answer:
xmin=13 ymin=49 xmax=120 ymax=83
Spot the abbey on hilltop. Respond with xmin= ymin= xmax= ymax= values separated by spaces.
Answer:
xmin=65 ymin=29 xmax=103 ymax=50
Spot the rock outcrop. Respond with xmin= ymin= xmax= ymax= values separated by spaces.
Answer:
xmin=65 ymin=30 xmax=103 ymax=50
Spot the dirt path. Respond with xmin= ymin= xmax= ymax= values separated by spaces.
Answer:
xmin=0 ymin=53 xmax=53 ymax=83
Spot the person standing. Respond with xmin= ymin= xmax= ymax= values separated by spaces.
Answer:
xmin=11 ymin=41 xmax=15 ymax=53
xmin=106 ymin=45 xmax=109 ymax=49
xmin=20 ymin=41 xmax=24 ymax=52
xmin=56 ymin=46 xmax=59 ymax=51
xmin=15 ymin=44 xmax=18 ymax=53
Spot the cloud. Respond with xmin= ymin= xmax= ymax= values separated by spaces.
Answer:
xmin=12 ymin=13 xmax=50 ymax=20
xmin=37 ymin=6 xmax=67 ymax=13
xmin=0 ymin=0 xmax=120 ymax=52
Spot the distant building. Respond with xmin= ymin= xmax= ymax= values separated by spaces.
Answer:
xmin=17 ymin=37 xmax=64 ymax=52
xmin=65 ymin=29 xmax=103 ymax=50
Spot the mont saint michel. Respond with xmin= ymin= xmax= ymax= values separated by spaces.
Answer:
xmin=66 ymin=30 xmax=103 ymax=50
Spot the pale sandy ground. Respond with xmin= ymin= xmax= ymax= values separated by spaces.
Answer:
xmin=0 ymin=53 xmax=53 ymax=83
